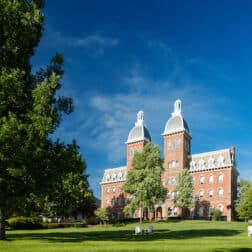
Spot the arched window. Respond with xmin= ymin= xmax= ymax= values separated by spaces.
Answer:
xmin=167 ymin=141 xmax=172 ymax=150
xmin=199 ymin=190 xmax=204 ymax=198
xmin=106 ymin=188 xmax=110 ymax=194
xmin=167 ymin=192 xmax=171 ymax=199
xmin=208 ymin=206 xmax=214 ymax=216
xmin=218 ymin=188 xmax=224 ymax=197
xmin=112 ymin=187 xmax=116 ymax=194
xmin=209 ymin=189 xmax=214 ymax=198
xmin=209 ymin=175 xmax=214 ymax=184
xmin=200 ymin=176 xmax=205 ymax=184
xmin=169 ymin=160 xmax=178 ymax=169
xmin=218 ymin=204 xmax=223 ymax=212
xmin=198 ymin=206 xmax=204 ymax=217
xmin=172 ymin=177 xmax=176 ymax=185
xmin=218 ymin=174 xmax=224 ymax=183
xmin=171 ymin=192 xmax=175 ymax=199
xmin=106 ymin=199 xmax=110 ymax=206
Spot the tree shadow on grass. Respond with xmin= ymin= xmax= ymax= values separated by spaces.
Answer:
xmin=7 ymin=228 xmax=241 ymax=243
xmin=213 ymin=249 xmax=252 ymax=252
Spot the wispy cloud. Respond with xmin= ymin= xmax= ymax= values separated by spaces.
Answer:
xmin=52 ymin=37 xmax=247 ymax=196
xmin=42 ymin=25 xmax=119 ymax=57
xmin=76 ymin=35 xmax=119 ymax=47
xmin=64 ymin=74 xmax=235 ymax=165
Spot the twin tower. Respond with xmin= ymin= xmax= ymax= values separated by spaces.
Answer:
xmin=126 ymin=99 xmax=191 ymax=174
xmin=101 ymin=99 xmax=238 ymax=221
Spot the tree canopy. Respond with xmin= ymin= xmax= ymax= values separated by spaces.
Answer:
xmin=123 ymin=143 xmax=167 ymax=222
xmin=235 ymin=180 xmax=252 ymax=220
xmin=174 ymin=168 xmax=194 ymax=217
xmin=0 ymin=0 xmax=94 ymax=239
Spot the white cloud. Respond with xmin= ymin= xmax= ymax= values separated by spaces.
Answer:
xmin=43 ymin=25 xmax=119 ymax=56
xmin=76 ymin=35 xmax=119 ymax=47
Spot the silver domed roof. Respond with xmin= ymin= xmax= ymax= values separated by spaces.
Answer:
xmin=126 ymin=111 xmax=151 ymax=144
xmin=163 ymin=99 xmax=190 ymax=135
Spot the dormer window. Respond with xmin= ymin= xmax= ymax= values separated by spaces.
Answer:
xmin=217 ymin=155 xmax=225 ymax=167
xmin=190 ymin=161 xmax=196 ymax=170
xmin=199 ymin=159 xmax=205 ymax=170
xmin=112 ymin=173 xmax=116 ymax=181
xmin=106 ymin=174 xmax=110 ymax=182
xmin=118 ymin=171 xmax=123 ymax=180
xmin=208 ymin=158 xmax=215 ymax=169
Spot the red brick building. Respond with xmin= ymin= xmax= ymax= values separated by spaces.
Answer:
xmin=101 ymin=100 xmax=238 ymax=221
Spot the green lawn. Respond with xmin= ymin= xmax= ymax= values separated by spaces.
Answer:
xmin=0 ymin=221 xmax=252 ymax=252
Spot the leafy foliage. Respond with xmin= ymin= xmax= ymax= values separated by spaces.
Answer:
xmin=0 ymin=0 xmax=93 ymax=239
xmin=95 ymin=208 xmax=109 ymax=225
xmin=235 ymin=180 xmax=252 ymax=220
xmin=174 ymin=169 xmax=194 ymax=216
xmin=211 ymin=209 xmax=222 ymax=221
xmin=123 ymin=144 xmax=167 ymax=222
xmin=7 ymin=216 xmax=42 ymax=229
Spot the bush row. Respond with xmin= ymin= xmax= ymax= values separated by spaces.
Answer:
xmin=7 ymin=216 xmax=87 ymax=229
xmin=42 ymin=221 xmax=87 ymax=229
xmin=7 ymin=216 xmax=42 ymax=229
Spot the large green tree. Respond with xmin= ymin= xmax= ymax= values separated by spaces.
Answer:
xmin=174 ymin=169 xmax=194 ymax=218
xmin=0 ymin=0 xmax=92 ymax=239
xmin=235 ymin=180 xmax=252 ymax=220
xmin=23 ymin=141 xmax=96 ymax=219
xmin=95 ymin=208 xmax=109 ymax=225
xmin=123 ymin=144 xmax=167 ymax=223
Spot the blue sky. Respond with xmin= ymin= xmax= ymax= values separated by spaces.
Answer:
xmin=32 ymin=0 xmax=252 ymax=198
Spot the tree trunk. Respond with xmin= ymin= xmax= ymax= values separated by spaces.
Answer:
xmin=139 ymin=207 xmax=142 ymax=224
xmin=0 ymin=212 xmax=6 ymax=240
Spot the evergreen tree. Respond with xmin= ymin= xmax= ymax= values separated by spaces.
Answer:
xmin=174 ymin=169 xmax=194 ymax=218
xmin=123 ymin=144 xmax=167 ymax=223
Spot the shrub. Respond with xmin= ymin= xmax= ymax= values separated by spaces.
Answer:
xmin=86 ymin=216 xmax=97 ymax=225
xmin=42 ymin=221 xmax=87 ymax=229
xmin=7 ymin=216 xmax=42 ymax=229
xmin=212 ymin=210 xmax=222 ymax=221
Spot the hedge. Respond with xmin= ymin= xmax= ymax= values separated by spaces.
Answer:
xmin=7 ymin=216 xmax=42 ymax=229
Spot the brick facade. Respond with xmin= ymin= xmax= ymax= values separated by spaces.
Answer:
xmin=100 ymin=100 xmax=238 ymax=221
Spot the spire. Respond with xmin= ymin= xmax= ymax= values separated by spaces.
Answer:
xmin=172 ymin=99 xmax=182 ymax=116
xmin=135 ymin=110 xmax=144 ymax=126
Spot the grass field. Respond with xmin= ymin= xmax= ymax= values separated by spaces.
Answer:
xmin=0 ymin=220 xmax=252 ymax=252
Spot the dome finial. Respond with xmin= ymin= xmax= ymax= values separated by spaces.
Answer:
xmin=172 ymin=99 xmax=182 ymax=116
xmin=135 ymin=110 xmax=144 ymax=126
